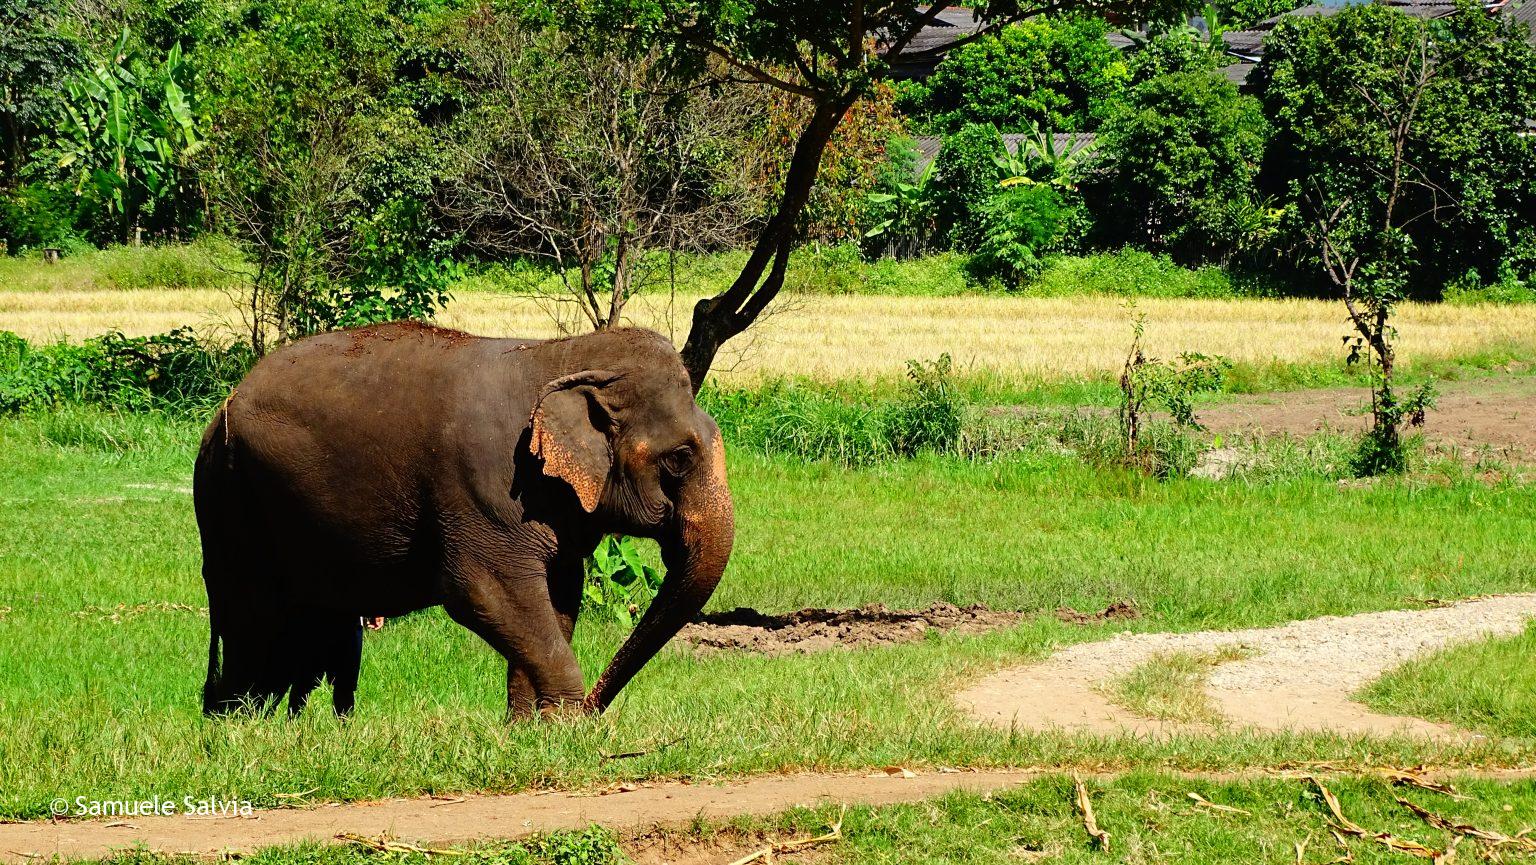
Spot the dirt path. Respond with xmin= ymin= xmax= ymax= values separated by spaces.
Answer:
xmin=0 ymin=770 xmax=1050 ymax=862
xmin=10 ymin=767 xmax=1536 ymax=864
xmin=958 ymin=594 xmax=1536 ymax=738
xmin=1198 ymin=371 xmax=1536 ymax=462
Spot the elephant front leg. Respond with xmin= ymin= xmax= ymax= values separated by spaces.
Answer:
xmin=506 ymin=666 xmax=537 ymax=719
xmin=442 ymin=554 xmax=587 ymax=720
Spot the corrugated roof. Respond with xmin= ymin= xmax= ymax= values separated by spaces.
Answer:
xmin=892 ymin=6 xmax=985 ymax=58
xmin=910 ymin=132 xmax=1098 ymax=173
xmin=1221 ymin=61 xmax=1258 ymax=85
xmin=1222 ymin=29 xmax=1267 ymax=59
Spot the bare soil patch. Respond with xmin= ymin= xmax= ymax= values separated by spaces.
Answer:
xmin=1199 ymin=370 xmax=1536 ymax=462
xmin=678 ymin=603 xmax=1023 ymax=655
xmin=959 ymin=594 xmax=1536 ymax=739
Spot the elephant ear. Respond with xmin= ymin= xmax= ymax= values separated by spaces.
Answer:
xmin=529 ymin=370 xmax=620 ymax=513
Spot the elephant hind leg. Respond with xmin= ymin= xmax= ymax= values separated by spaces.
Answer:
xmin=204 ymin=575 xmax=289 ymax=716
xmin=282 ymin=607 xmax=364 ymax=718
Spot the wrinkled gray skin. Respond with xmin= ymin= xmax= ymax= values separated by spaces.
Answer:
xmin=194 ymin=323 xmax=734 ymax=718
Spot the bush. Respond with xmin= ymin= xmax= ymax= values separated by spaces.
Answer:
xmin=0 ymin=329 xmax=252 ymax=416
xmin=964 ymin=183 xmax=1075 ymax=287
xmin=1023 ymin=248 xmax=1241 ymax=298
xmin=1 ymin=183 xmax=85 ymax=253
xmin=887 ymin=354 xmax=964 ymax=456
xmin=1088 ymin=70 xmax=1271 ymax=263
xmin=931 ymin=124 xmax=1008 ymax=251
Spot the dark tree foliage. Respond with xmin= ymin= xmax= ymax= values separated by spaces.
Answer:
xmin=0 ymin=0 xmax=85 ymax=248
xmin=1256 ymin=0 xmax=1536 ymax=296
xmin=1088 ymin=70 xmax=1270 ymax=264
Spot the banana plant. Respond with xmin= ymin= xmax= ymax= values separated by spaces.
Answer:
xmin=996 ymin=126 xmax=1087 ymax=192
xmin=56 ymin=29 xmax=201 ymax=242
xmin=863 ymin=157 xmax=936 ymax=258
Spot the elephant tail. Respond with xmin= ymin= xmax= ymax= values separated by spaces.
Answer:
xmin=202 ymin=608 xmax=223 ymax=715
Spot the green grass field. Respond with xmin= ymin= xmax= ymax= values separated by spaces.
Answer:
xmin=3 ymin=408 xmax=1536 ymax=821
xmin=1362 ymin=622 xmax=1536 ymax=740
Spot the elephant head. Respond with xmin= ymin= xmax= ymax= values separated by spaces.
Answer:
xmin=526 ymin=333 xmax=734 ymax=712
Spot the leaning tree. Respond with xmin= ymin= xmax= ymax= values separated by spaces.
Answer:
xmin=560 ymin=0 xmax=1197 ymax=389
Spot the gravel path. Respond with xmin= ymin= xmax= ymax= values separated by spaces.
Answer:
xmin=958 ymin=594 xmax=1536 ymax=738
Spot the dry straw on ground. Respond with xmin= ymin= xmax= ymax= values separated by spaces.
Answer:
xmin=5 ymin=289 xmax=1536 ymax=384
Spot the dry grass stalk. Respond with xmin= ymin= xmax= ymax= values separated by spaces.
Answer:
xmin=337 ymin=833 xmax=465 ymax=856
xmin=1073 ymin=774 xmax=1111 ymax=853
xmin=1397 ymin=798 xmax=1536 ymax=852
xmin=1309 ymin=778 xmax=1441 ymax=859
xmin=725 ymin=805 xmax=846 ymax=865
xmin=1188 ymin=791 xmax=1251 ymax=815
xmin=8 ymin=289 xmax=1536 ymax=386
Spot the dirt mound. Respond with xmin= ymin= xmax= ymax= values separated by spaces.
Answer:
xmin=679 ymin=603 xmax=1022 ymax=655
xmin=1053 ymin=600 xmax=1141 ymax=625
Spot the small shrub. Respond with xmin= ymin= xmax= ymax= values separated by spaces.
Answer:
xmin=964 ymin=183 xmax=1073 ymax=286
xmin=888 ymin=353 xmax=964 ymax=455
xmin=1110 ymin=308 xmax=1231 ymax=477
xmin=583 ymin=536 xmax=661 ymax=628
xmin=0 ymin=329 xmax=252 ymax=416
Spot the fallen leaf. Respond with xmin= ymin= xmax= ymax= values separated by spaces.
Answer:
xmin=1397 ymin=798 xmax=1536 ymax=852
xmin=1310 ymin=778 xmax=1441 ymax=860
xmin=1073 ymin=774 xmax=1111 ymax=853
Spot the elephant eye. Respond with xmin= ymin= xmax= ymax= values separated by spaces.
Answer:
xmin=659 ymin=445 xmax=695 ymax=477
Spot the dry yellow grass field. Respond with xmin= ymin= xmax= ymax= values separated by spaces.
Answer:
xmin=4 ymin=287 xmax=1534 ymax=383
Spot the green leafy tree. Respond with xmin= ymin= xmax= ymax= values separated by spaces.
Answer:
xmin=55 ymin=30 xmax=201 ymax=244
xmin=0 ymin=0 xmax=84 ymax=194
xmin=1090 ymin=70 xmax=1271 ymax=263
xmin=559 ymin=0 xmax=1201 ymax=388
xmin=931 ymin=123 xmax=1008 ymax=250
xmin=916 ymin=15 xmax=1131 ymax=134
xmin=1252 ymin=3 xmax=1536 ymax=471
xmin=1123 ymin=28 xmax=1219 ymax=85
xmin=198 ymin=0 xmax=454 ymax=351
xmin=1257 ymin=1 xmax=1536 ymax=296
xmin=1211 ymin=0 xmax=1303 ymax=29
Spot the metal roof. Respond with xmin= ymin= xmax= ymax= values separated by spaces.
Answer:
xmin=910 ymin=132 xmax=1098 ymax=173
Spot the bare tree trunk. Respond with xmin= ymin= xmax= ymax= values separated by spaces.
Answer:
xmin=679 ymin=96 xmax=852 ymax=390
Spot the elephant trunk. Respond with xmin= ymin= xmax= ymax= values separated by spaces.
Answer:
xmin=586 ymin=432 xmax=733 ymax=713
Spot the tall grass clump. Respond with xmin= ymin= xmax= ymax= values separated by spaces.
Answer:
xmin=0 ymin=236 xmax=249 ymax=292
xmin=702 ymin=354 xmax=967 ymax=465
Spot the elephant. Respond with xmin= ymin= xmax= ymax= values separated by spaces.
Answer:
xmin=194 ymin=322 xmax=734 ymax=719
